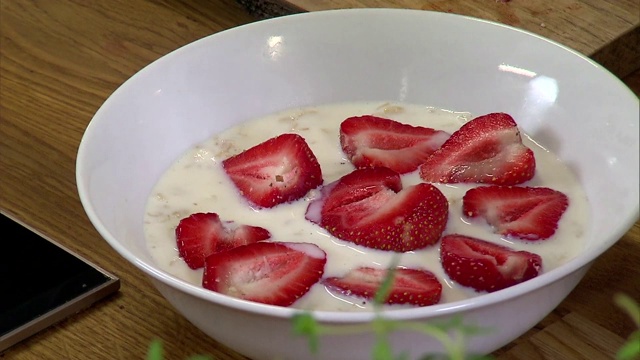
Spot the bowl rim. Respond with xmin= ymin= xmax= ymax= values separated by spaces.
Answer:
xmin=77 ymin=7 xmax=640 ymax=323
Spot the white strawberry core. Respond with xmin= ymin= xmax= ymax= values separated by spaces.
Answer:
xmin=285 ymin=242 xmax=327 ymax=259
xmin=497 ymin=255 xmax=527 ymax=280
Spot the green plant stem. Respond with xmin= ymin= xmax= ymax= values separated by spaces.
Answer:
xmin=614 ymin=293 xmax=640 ymax=360
xmin=615 ymin=293 xmax=640 ymax=327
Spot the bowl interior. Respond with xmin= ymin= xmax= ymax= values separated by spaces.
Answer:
xmin=77 ymin=9 xmax=639 ymax=318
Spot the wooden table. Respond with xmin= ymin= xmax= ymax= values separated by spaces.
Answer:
xmin=1 ymin=1 xmax=638 ymax=359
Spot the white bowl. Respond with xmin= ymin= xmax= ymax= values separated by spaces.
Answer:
xmin=77 ymin=9 xmax=639 ymax=360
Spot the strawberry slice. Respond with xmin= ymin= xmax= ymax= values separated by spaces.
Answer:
xmin=340 ymin=115 xmax=450 ymax=174
xmin=440 ymin=234 xmax=542 ymax=293
xmin=419 ymin=112 xmax=535 ymax=185
xmin=222 ymin=133 xmax=323 ymax=208
xmin=308 ymin=167 xmax=449 ymax=252
xmin=305 ymin=167 xmax=402 ymax=225
xmin=321 ymin=166 xmax=402 ymax=216
xmin=463 ymin=186 xmax=569 ymax=240
xmin=202 ymin=242 xmax=326 ymax=307
xmin=323 ymin=267 xmax=442 ymax=306
xmin=176 ymin=212 xmax=271 ymax=269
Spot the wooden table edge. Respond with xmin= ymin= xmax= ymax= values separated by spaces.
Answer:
xmin=237 ymin=1 xmax=640 ymax=79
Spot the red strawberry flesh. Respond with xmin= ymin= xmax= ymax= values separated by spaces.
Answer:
xmin=222 ymin=133 xmax=323 ymax=208
xmin=320 ymin=167 xmax=402 ymax=215
xmin=313 ymin=168 xmax=449 ymax=252
xmin=305 ymin=167 xmax=402 ymax=225
xmin=419 ymin=112 xmax=535 ymax=185
xmin=440 ymin=234 xmax=542 ymax=292
xmin=463 ymin=186 xmax=569 ymax=240
xmin=176 ymin=212 xmax=271 ymax=269
xmin=323 ymin=267 xmax=442 ymax=306
xmin=340 ymin=115 xmax=450 ymax=174
xmin=203 ymin=242 xmax=326 ymax=307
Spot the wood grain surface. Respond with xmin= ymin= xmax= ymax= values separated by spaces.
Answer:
xmin=1 ymin=1 xmax=638 ymax=360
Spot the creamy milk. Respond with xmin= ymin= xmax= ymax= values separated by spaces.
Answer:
xmin=143 ymin=102 xmax=589 ymax=311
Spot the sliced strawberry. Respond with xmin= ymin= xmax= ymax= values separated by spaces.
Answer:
xmin=323 ymin=267 xmax=442 ymax=306
xmin=305 ymin=167 xmax=402 ymax=225
xmin=176 ymin=212 xmax=271 ymax=269
xmin=340 ymin=115 xmax=450 ymax=174
xmin=202 ymin=242 xmax=326 ymax=307
xmin=323 ymin=167 xmax=403 ymax=216
xmin=222 ymin=133 xmax=323 ymax=208
xmin=440 ymin=234 xmax=542 ymax=293
xmin=309 ymin=168 xmax=449 ymax=252
xmin=419 ymin=112 xmax=535 ymax=185
xmin=463 ymin=186 xmax=569 ymax=240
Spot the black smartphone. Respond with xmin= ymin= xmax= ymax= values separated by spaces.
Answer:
xmin=0 ymin=210 xmax=120 ymax=351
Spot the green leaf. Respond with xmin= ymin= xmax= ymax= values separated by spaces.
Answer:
xmin=466 ymin=355 xmax=497 ymax=360
xmin=146 ymin=339 xmax=164 ymax=360
xmin=615 ymin=293 xmax=640 ymax=328
xmin=292 ymin=312 xmax=321 ymax=353
xmin=614 ymin=293 xmax=640 ymax=360
xmin=373 ymin=256 xmax=402 ymax=305
xmin=372 ymin=338 xmax=394 ymax=360
xmin=616 ymin=330 xmax=640 ymax=360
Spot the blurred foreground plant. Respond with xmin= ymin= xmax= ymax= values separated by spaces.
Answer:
xmin=292 ymin=264 xmax=492 ymax=360
xmin=614 ymin=293 xmax=640 ymax=360
xmin=146 ymin=339 xmax=212 ymax=360
xmin=293 ymin=312 xmax=491 ymax=360
xmin=146 ymin=290 xmax=639 ymax=360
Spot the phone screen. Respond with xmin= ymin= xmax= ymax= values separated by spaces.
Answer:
xmin=0 ymin=211 xmax=120 ymax=351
